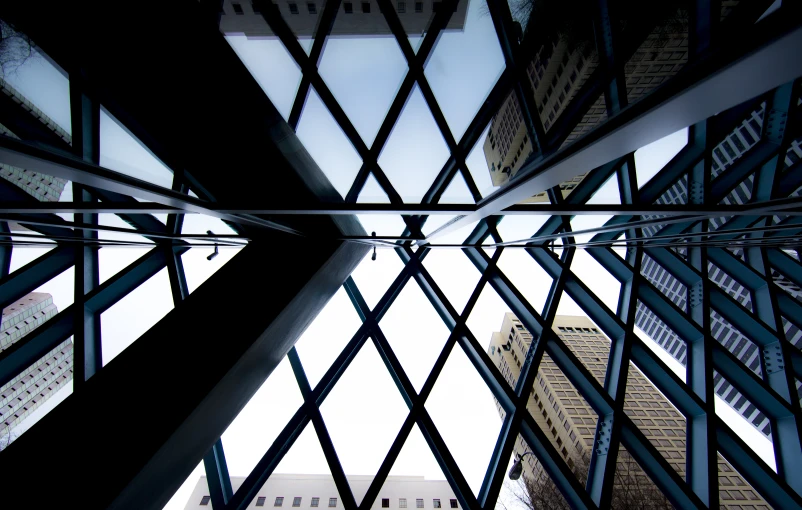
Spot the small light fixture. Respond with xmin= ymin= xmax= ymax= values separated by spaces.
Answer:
xmin=371 ymin=231 xmax=377 ymax=261
xmin=207 ymin=230 xmax=219 ymax=261
xmin=508 ymin=452 xmax=534 ymax=480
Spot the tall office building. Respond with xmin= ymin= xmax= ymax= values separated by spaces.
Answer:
xmin=0 ymin=78 xmax=69 ymax=202
xmin=184 ymin=474 xmax=459 ymax=509
xmin=0 ymin=293 xmax=73 ymax=438
xmin=218 ymin=0 xmax=468 ymax=38
xmin=487 ymin=313 xmax=769 ymax=509
xmin=636 ymin=101 xmax=802 ymax=438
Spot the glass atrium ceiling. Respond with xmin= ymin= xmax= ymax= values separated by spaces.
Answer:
xmin=0 ymin=1 xmax=801 ymax=509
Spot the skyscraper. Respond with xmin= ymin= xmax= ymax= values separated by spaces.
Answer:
xmin=0 ymin=293 xmax=73 ymax=439
xmin=0 ymin=77 xmax=69 ymax=202
xmin=488 ymin=313 xmax=769 ymax=509
xmin=636 ymin=102 xmax=802 ymax=438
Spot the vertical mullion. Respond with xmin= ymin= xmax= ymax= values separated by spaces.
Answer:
xmin=592 ymin=0 xmax=628 ymax=116
xmin=685 ymin=119 xmax=719 ymax=508
xmin=70 ymin=76 xmax=102 ymax=386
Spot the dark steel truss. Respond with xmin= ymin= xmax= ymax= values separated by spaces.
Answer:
xmin=0 ymin=0 xmax=801 ymax=509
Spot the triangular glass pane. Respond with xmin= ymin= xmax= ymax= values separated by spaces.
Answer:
xmin=357 ymin=214 xmax=408 ymax=239
xmin=570 ymin=249 xmax=620 ymax=314
xmin=408 ymin=35 xmax=423 ymax=55
xmin=505 ymin=433 xmax=574 ymax=510
xmin=99 ymin=108 xmax=174 ymax=189
xmin=717 ymin=452 xmax=774 ymax=506
xmin=100 ymin=267 xmax=173 ymax=365
xmin=422 ymin=215 xmax=456 ymax=237
xmin=424 ymin=0 xmax=505 ymax=142
xmin=357 ymin=173 xmax=391 ymax=204
xmin=268 ymin=423 xmax=343 ymax=506
xmin=319 ymin=13 xmax=407 ymax=148
xmin=224 ymin=35 xmax=303 ymax=122
xmin=97 ymin=213 xmax=155 ymax=245
xmin=295 ymin=286 xmax=363 ymax=390
xmin=8 ymin=241 xmax=56 ymax=274
xmin=569 ymin=215 xmax=612 ymax=245
xmin=634 ymin=301 xmax=688 ymax=378
xmin=373 ymin=424 xmax=456 ymax=509
xmin=217 ymin=0 xmax=322 ymax=52
xmin=380 ymin=278 xmax=451 ymax=392
xmin=714 ymin=390 xmax=775 ymax=467
xmin=465 ymin=123 xmax=497 ymax=198
xmin=623 ymin=363 xmax=687 ymax=480
xmin=439 ymin=172 xmax=474 ymax=204
xmin=422 ymin=246 xmax=482 ymax=317
xmin=482 ymin=235 xmax=496 ymax=258
xmin=634 ymin=127 xmax=688 ymax=189
xmin=99 ymin=247 xmax=151 ymax=286
xmin=320 ymin=340 xmax=408 ymax=505
xmin=497 ymin=215 xmax=549 ymax=243
xmin=610 ymin=446 xmax=674 ymax=508
xmin=586 ymin=172 xmax=620 ymax=205
xmin=297 ymin=88 xmax=363 ymax=199
xmin=350 ymin=245 xmax=405 ymax=312
xmin=161 ymin=462 xmax=203 ymax=510
xmin=222 ymin=357 xmax=303 ymax=483
xmin=378 ymin=85 xmax=450 ymax=203
xmin=181 ymin=244 xmax=245 ymax=296
xmin=497 ymin=247 xmax=554 ymax=317
xmin=425 ymin=342 xmax=504 ymax=496
xmin=709 ymin=309 xmax=762 ymax=379
xmin=640 ymin=253 xmax=687 ymax=312
xmin=1 ymin=44 xmax=71 ymax=135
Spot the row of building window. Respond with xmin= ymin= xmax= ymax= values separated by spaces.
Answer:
xmin=229 ymin=1 xmax=445 ymax=16
xmin=199 ymin=496 xmax=458 ymax=508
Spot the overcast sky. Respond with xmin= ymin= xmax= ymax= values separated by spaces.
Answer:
xmin=0 ymin=2 xmax=777 ymax=509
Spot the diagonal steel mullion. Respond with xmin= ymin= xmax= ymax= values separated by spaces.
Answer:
xmin=288 ymin=348 xmax=358 ymax=510
xmin=287 ymin=0 xmax=342 ymax=129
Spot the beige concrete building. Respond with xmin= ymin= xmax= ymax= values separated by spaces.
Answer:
xmin=487 ymin=313 xmax=769 ymax=508
xmin=0 ymin=293 xmax=73 ymax=438
xmin=184 ymin=474 xmax=459 ymax=509
xmin=218 ymin=0 xmax=468 ymax=38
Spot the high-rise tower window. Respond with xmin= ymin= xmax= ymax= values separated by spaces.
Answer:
xmin=362 ymin=2 xmax=370 ymax=12
xmin=415 ymin=1 xmax=423 ymax=12
xmin=307 ymin=2 xmax=316 ymax=13
xmin=256 ymin=496 xmax=266 ymax=506
xmin=397 ymin=1 xmax=405 ymax=12
xmin=343 ymin=2 xmax=353 ymax=13
xmin=200 ymin=496 xmax=211 ymax=505
xmin=232 ymin=3 xmax=244 ymax=14
xmin=288 ymin=3 xmax=299 ymax=14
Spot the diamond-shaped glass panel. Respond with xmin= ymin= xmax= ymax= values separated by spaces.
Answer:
xmin=424 ymin=0 xmax=505 ymax=142
xmin=222 ymin=356 xmax=303 ymax=482
xmin=224 ymin=35 xmax=303 ymax=122
xmin=320 ymin=340 xmax=408 ymax=505
xmin=570 ymin=248 xmax=621 ymax=314
xmin=497 ymin=247 xmax=554 ymax=317
xmin=380 ymin=278 xmax=451 ymax=392
xmin=438 ymin=171 xmax=474 ymax=204
xmin=296 ymin=87 xmax=363 ymax=199
xmin=426 ymin=342 xmax=504 ymax=496
xmin=99 ymin=108 xmax=174 ymax=189
xmin=100 ymin=266 xmax=173 ymax=365
xmin=421 ymin=245 xmax=482 ymax=317
xmin=586 ymin=172 xmax=620 ymax=205
xmin=295 ymin=286 xmax=363 ymax=389
xmin=319 ymin=11 xmax=407 ymax=148
xmin=378 ymin=85 xmax=450 ymax=203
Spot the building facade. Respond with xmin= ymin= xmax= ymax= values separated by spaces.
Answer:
xmin=487 ymin=313 xmax=769 ymax=509
xmin=0 ymin=78 xmax=69 ymax=202
xmin=0 ymin=292 xmax=73 ymax=438
xmin=636 ymin=100 xmax=802 ymax=438
xmin=184 ymin=474 xmax=459 ymax=509
xmin=218 ymin=0 xmax=468 ymax=38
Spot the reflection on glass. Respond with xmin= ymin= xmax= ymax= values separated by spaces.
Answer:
xmin=320 ymin=340 xmax=408 ymax=505
xmin=99 ymin=108 xmax=174 ymax=189
xmin=295 ymin=286 xmax=363 ymax=389
xmin=222 ymin=357 xmax=303 ymax=483
xmin=296 ymin=88 xmax=363 ymax=199
xmin=319 ymin=11 xmax=407 ymax=148
xmin=224 ymin=35 xmax=303 ymax=121
xmin=378 ymin=85 xmax=450 ymax=203
xmin=100 ymin=267 xmax=173 ymax=365
xmin=426 ymin=342 xmax=503 ymax=496
xmin=425 ymin=0 xmax=505 ymax=142
xmin=465 ymin=124 xmax=497 ymax=198
xmin=218 ymin=0 xmax=322 ymax=49
xmin=381 ymin=278 xmax=451 ymax=391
